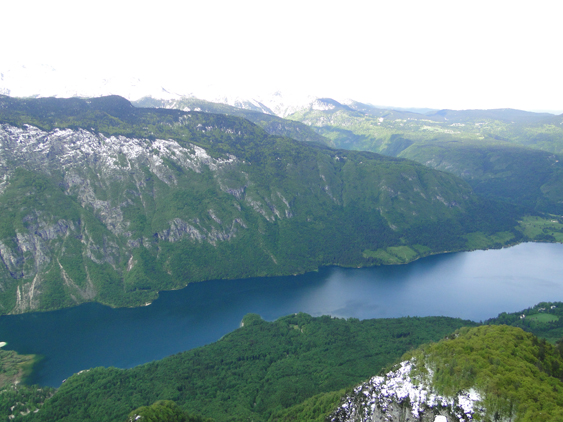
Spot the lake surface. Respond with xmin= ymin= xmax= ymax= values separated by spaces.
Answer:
xmin=1 ymin=242 xmax=562 ymax=387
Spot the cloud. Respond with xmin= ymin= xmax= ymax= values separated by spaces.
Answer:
xmin=2 ymin=0 xmax=562 ymax=110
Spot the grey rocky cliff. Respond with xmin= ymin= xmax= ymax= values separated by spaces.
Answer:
xmin=329 ymin=360 xmax=485 ymax=422
xmin=0 ymin=124 xmax=295 ymax=313
xmin=0 ymin=124 xmax=248 ymax=236
xmin=0 ymin=114 xmax=488 ymax=314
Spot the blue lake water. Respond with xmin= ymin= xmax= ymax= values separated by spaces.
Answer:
xmin=0 ymin=242 xmax=562 ymax=387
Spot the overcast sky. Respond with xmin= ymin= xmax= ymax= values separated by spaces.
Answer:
xmin=2 ymin=0 xmax=562 ymax=112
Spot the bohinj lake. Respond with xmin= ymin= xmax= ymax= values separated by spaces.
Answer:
xmin=0 ymin=242 xmax=562 ymax=387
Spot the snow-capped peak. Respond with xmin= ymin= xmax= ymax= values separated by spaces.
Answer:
xmin=0 ymin=64 xmax=321 ymax=117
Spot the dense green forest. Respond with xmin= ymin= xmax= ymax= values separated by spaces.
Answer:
xmin=126 ymin=401 xmax=214 ymax=422
xmin=404 ymin=325 xmax=563 ymax=421
xmin=486 ymin=301 xmax=563 ymax=343
xmin=0 ymin=348 xmax=55 ymax=421
xmin=399 ymin=140 xmax=563 ymax=214
xmin=19 ymin=313 xmax=475 ymax=422
xmin=1 ymin=302 xmax=562 ymax=421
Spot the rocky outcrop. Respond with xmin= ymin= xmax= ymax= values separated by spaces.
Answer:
xmin=157 ymin=217 xmax=246 ymax=245
xmin=330 ymin=360 xmax=484 ymax=422
xmin=0 ymin=216 xmax=74 ymax=281
xmin=13 ymin=274 xmax=43 ymax=313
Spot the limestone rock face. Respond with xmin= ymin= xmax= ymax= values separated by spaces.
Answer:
xmin=0 ymin=124 xmax=256 ymax=313
xmin=329 ymin=361 xmax=483 ymax=422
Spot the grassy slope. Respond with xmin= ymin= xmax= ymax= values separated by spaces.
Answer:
xmin=486 ymin=301 xmax=563 ymax=344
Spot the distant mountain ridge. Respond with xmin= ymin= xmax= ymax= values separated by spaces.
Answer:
xmin=0 ymin=64 xmax=318 ymax=117
xmin=133 ymin=96 xmax=334 ymax=147
xmin=278 ymin=97 xmax=563 ymax=214
xmin=3 ymin=64 xmax=559 ymax=126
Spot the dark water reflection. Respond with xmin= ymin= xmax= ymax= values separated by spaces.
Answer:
xmin=0 ymin=242 xmax=562 ymax=387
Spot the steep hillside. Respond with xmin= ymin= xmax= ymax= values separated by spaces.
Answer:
xmin=285 ymin=100 xmax=563 ymax=213
xmin=330 ymin=325 xmax=563 ymax=422
xmin=131 ymin=97 xmax=563 ymax=213
xmin=505 ymin=113 xmax=563 ymax=154
xmin=399 ymin=140 xmax=563 ymax=213
xmin=11 ymin=310 xmax=563 ymax=421
xmin=126 ymin=401 xmax=213 ymax=422
xmin=0 ymin=95 xmax=520 ymax=314
xmin=286 ymin=100 xmax=560 ymax=155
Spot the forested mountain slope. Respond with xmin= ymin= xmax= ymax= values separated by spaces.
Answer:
xmin=331 ymin=325 xmax=563 ymax=422
xmin=486 ymin=301 xmax=563 ymax=343
xmin=399 ymin=140 xmax=563 ymax=214
xmin=136 ymin=96 xmax=563 ymax=214
xmin=0 ymin=95 xmax=520 ymax=314
xmin=287 ymin=99 xmax=560 ymax=154
xmin=283 ymin=99 xmax=563 ymax=213
xmin=11 ymin=310 xmax=563 ymax=422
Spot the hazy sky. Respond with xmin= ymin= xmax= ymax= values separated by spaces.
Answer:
xmin=2 ymin=0 xmax=562 ymax=111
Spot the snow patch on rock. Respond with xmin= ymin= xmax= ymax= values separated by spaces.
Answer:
xmin=330 ymin=360 xmax=483 ymax=422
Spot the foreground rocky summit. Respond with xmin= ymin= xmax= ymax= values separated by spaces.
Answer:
xmin=330 ymin=360 xmax=482 ymax=422
xmin=329 ymin=325 xmax=563 ymax=422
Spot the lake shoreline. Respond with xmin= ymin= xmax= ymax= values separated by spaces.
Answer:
xmin=5 ymin=232 xmax=551 ymax=318
xmin=2 ymin=242 xmax=563 ymax=387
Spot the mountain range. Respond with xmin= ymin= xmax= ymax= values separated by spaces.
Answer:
xmin=136 ymin=95 xmax=563 ymax=214
xmin=0 ymin=94 xmax=526 ymax=315
xmin=0 ymin=65 xmax=319 ymax=118
xmin=1 ymin=74 xmax=563 ymax=421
